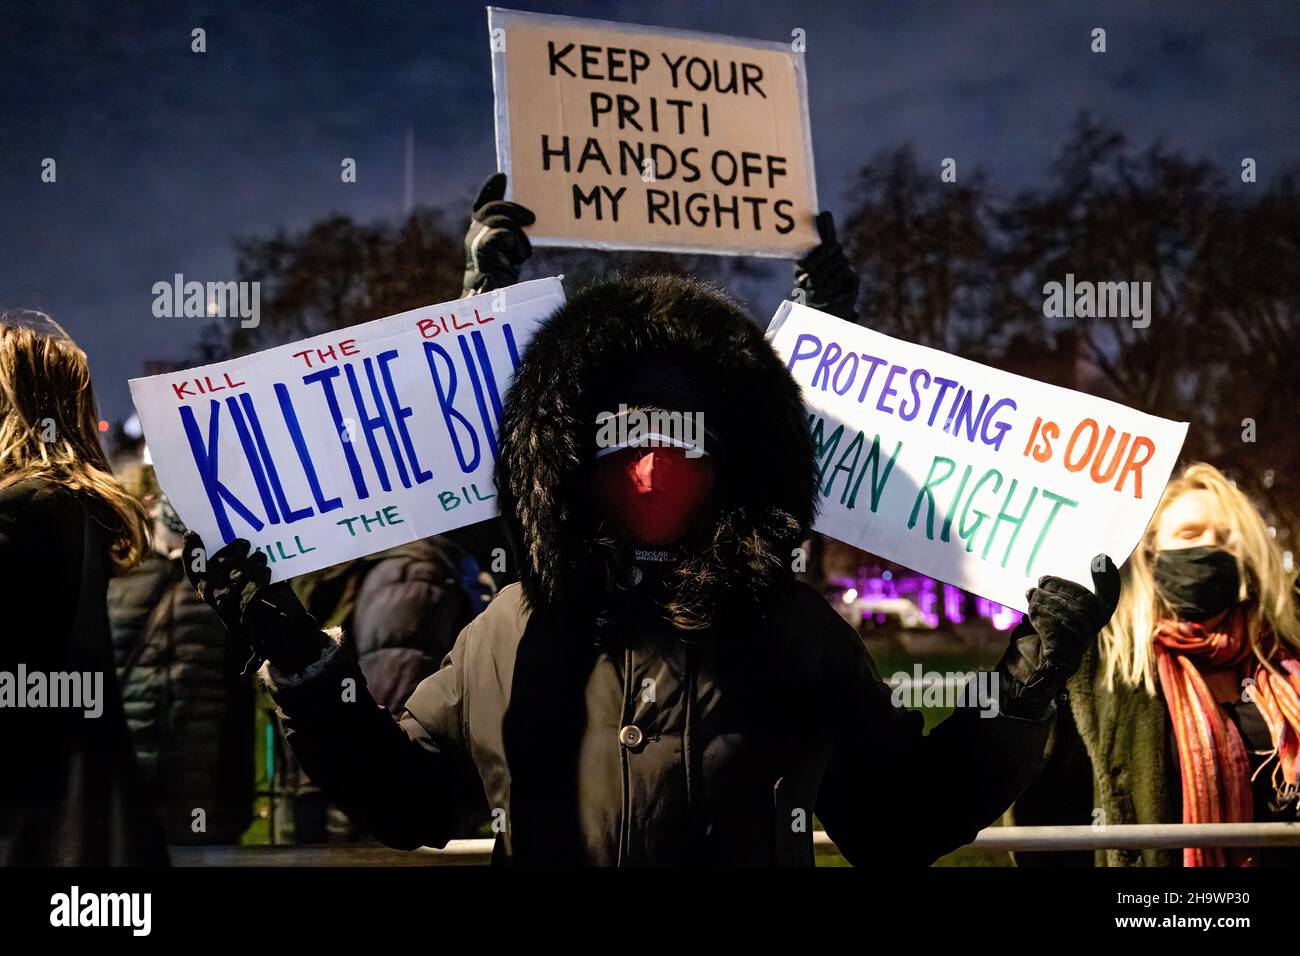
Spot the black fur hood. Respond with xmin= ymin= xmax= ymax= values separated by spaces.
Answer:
xmin=495 ymin=274 xmax=818 ymax=628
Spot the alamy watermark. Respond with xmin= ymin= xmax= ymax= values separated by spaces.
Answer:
xmin=50 ymin=886 xmax=151 ymax=936
xmin=594 ymin=404 xmax=706 ymax=458
xmin=1042 ymin=274 xmax=1151 ymax=329
xmin=888 ymin=666 xmax=1000 ymax=718
xmin=152 ymin=273 xmax=260 ymax=329
xmin=0 ymin=665 xmax=103 ymax=718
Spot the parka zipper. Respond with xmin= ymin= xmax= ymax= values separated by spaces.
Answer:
xmin=617 ymin=640 xmax=633 ymax=866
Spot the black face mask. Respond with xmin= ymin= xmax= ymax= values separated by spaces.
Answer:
xmin=1153 ymin=545 xmax=1240 ymax=622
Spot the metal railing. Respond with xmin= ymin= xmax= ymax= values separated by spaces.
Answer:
xmin=170 ymin=822 xmax=1300 ymax=866
xmin=965 ymin=822 xmax=1300 ymax=852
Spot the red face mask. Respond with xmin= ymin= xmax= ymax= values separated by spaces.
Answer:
xmin=592 ymin=445 xmax=717 ymax=546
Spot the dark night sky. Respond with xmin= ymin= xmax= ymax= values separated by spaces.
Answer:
xmin=2 ymin=0 xmax=1298 ymax=421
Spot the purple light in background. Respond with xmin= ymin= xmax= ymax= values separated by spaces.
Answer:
xmin=917 ymin=577 xmax=939 ymax=628
xmin=991 ymin=606 xmax=1023 ymax=631
xmin=830 ymin=569 xmax=1024 ymax=632
xmin=975 ymin=596 xmax=1023 ymax=632
xmin=943 ymin=584 xmax=965 ymax=624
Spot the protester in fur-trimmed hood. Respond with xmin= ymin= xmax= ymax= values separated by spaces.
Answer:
xmin=181 ymin=177 xmax=1118 ymax=865
xmin=495 ymin=271 xmax=816 ymax=633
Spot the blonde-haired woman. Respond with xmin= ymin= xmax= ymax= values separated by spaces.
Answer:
xmin=1016 ymin=462 xmax=1300 ymax=866
xmin=0 ymin=311 xmax=166 ymax=865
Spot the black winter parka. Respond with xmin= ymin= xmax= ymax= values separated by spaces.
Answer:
xmin=108 ymin=550 xmax=254 ymax=844
xmin=268 ymin=578 xmax=1050 ymax=865
xmin=264 ymin=275 xmax=1052 ymax=865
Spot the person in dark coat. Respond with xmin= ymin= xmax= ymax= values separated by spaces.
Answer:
xmin=107 ymin=467 xmax=254 ymax=845
xmin=294 ymin=538 xmax=484 ymax=716
xmin=183 ymin=265 xmax=1120 ymax=866
xmin=0 ymin=310 xmax=167 ymax=866
xmin=277 ymin=538 xmax=484 ymax=842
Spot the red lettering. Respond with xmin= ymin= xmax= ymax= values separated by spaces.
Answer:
xmin=171 ymin=372 xmax=246 ymax=403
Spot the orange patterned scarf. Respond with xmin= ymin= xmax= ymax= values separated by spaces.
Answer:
xmin=1154 ymin=608 xmax=1300 ymax=867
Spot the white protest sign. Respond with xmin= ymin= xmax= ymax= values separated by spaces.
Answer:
xmin=130 ymin=278 xmax=566 ymax=581
xmin=767 ymin=302 xmax=1189 ymax=611
xmin=489 ymin=7 xmax=818 ymax=257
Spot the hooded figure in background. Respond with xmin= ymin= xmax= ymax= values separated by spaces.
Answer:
xmin=184 ymin=238 xmax=1119 ymax=863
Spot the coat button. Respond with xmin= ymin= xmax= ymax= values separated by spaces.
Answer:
xmin=618 ymin=725 xmax=644 ymax=749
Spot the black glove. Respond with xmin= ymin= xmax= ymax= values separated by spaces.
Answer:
xmin=182 ymin=531 xmax=329 ymax=674
xmin=997 ymin=554 xmax=1121 ymax=717
xmin=462 ymin=172 xmax=535 ymax=296
xmin=794 ymin=210 xmax=860 ymax=321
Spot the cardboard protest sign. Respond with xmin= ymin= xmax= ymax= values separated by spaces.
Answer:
xmin=488 ymin=7 xmax=818 ymax=257
xmin=767 ymin=302 xmax=1189 ymax=611
xmin=129 ymin=278 xmax=566 ymax=581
